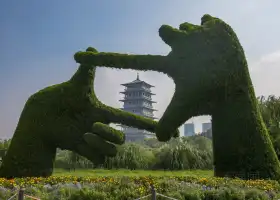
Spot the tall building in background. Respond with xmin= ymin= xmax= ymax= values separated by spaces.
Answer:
xmin=202 ymin=122 xmax=212 ymax=132
xmin=200 ymin=128 xmax=212 ymax=139
xmin=184 ymin=123 xmax=195 ymax=137
xmin=119 ymin=73 xmax=157 ymax=142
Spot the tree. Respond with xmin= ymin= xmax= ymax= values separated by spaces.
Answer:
xmin=258 ymin=95 xmax=280 ymax=158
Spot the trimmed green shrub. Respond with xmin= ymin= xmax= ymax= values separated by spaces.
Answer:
xmin=74 ymin=14 xmax=280 ymax=180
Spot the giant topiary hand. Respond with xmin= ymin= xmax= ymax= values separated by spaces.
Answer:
xmin=0 ymin=47 xmax=176 ymax=178
xmin=74 ymin=15 xmax=233 ymax=141
xmin=74 ymin=15 xmax=280 ymax=180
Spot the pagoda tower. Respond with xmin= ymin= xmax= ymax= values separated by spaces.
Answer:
xmin=119 ymin=73 xmax=157 ymax=141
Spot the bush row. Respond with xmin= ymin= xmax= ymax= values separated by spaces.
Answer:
xmin=54 ymin=136 xmax=213 ymax=170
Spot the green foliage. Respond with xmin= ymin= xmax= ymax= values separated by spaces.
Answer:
xmin=184 ymin=135 xmax=213 ymax=152
xmin=258 ymin=95 xmax=280 ymax=159
xmin=0 ymin=139 xmax=10 ymax=161
xmin=55 ymin=136 xmax=213 ymax=171
xmin=104 ymin=143 xmax=155 ymax=170
xmin=0 ymin=48 xmax=169 ymax=178
xmin=154 ymin=138 xmax=212 ymax=170
xmin=0 ymin=139 xmax=10 ymax=150
xmin=74 ymin=14 xmax=280 ymax=180
xmin=55 ymin=149 xmax=95 ymax=170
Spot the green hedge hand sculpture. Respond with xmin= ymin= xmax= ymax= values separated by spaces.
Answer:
xmin=0 ymin=47 xmax=178 ymax=178
xmin=74 ymin=15 xmax=280 ymax=180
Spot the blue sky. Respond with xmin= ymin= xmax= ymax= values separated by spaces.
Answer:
xmin=1 ymin=0 xmax=280 ymax=138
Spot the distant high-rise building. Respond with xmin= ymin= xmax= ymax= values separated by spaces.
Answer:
xmin=119 ymin=73 xmax=157 ymax=142
xmin=184 ymin=123 xmax=195 ymax=137
xmin=200 ymin=128 xmax=212 ymax=139
xmin=202 ymin=122 xmax=212 ymax=132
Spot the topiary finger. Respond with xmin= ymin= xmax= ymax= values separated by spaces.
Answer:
xmin=92 ymin=122 xmax=125 ymax=145
xmin=83 ymin=132 xmax=117 ymax=157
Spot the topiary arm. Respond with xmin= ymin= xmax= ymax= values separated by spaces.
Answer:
xmin=74 ymin=51 xmax=170 ymax=73
xmin=100 ymin=105 xmax=157 ymax=132
xmin=98 ymin=105 xmax=179 ymax=138
xmin=155 ymin=90 xmax=190 ymax=141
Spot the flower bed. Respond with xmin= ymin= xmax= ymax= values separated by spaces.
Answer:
xmin=0 ymin=176 xmax=279 ymax=200
xmin=0 ymin=175 xmax=279 ymax=191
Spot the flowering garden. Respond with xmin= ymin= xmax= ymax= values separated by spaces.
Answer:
xmin=0 ymin=174 xmax=280 ymax=199
xmin=1 ymin=136 xmax=280 ymax=199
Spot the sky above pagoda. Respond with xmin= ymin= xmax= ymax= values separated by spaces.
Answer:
xmin=1 ymin=0 xmax=280 ymax=138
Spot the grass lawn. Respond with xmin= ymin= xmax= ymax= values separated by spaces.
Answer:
xmin=53 ymin=168 xmax=213 ymax=177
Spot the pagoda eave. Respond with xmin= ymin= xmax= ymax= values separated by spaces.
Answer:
xmin=121 ymin=83 xmax=155 ymax=88
xmin=120 ymin=90 xmax=155 ymax=95
xmin=119 ymin=99 xmax=156 ymax=103
xmin=143 ymin=107 xmax=157 ymax=111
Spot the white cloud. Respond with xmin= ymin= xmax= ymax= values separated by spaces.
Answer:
xmin=249 ymin=51 xmax=280 ymax=97
xmin=260 ymin=51 xmax=280 ymax=63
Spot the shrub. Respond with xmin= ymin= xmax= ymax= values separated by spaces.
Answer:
xmin=104 ymin=143 xmax=156 ymax=169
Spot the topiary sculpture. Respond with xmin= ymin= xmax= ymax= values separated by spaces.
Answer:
xmin=0 ymin=47 xmax=178 ymax=178
xmin=74 ymin=15 xmax=280 ymax=180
